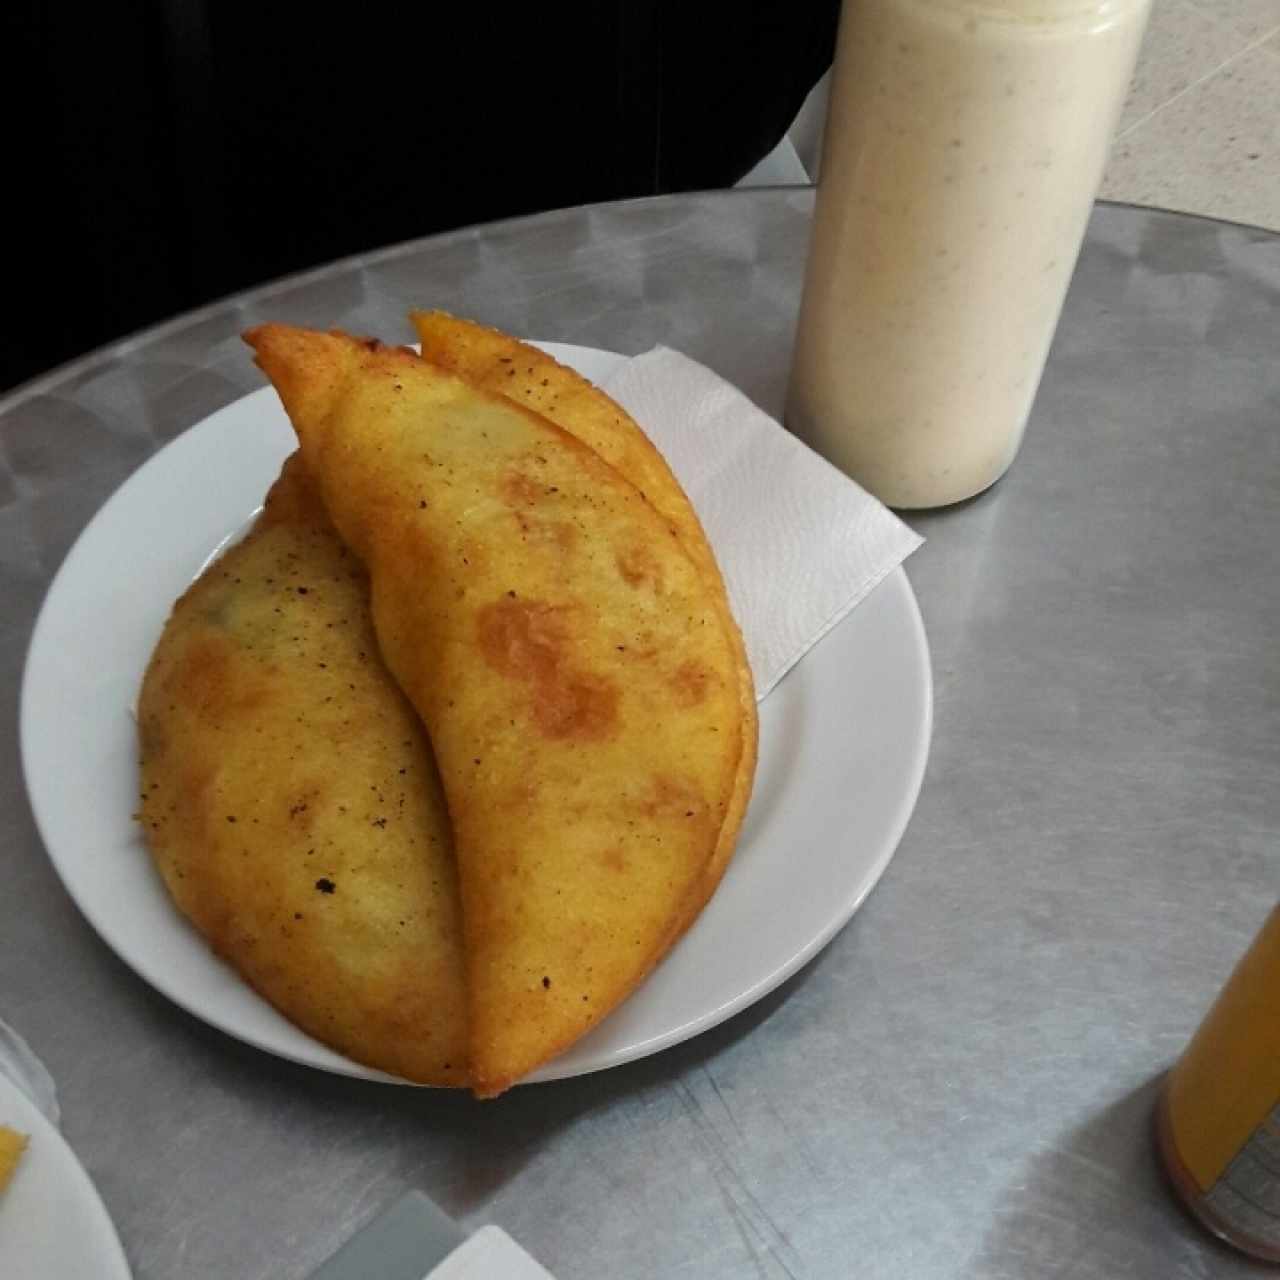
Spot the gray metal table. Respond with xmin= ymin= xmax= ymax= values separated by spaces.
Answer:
xmin=3 ymin=190 xmax=1278 ymax=1279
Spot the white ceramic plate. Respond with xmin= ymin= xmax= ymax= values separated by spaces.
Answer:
xmin=0 ymin=1074 xmax=132 ymax=1278
xmin=20 ymin=342 xmax=931 ymax=1085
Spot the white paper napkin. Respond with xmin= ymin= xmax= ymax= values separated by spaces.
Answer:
xmin=601 ymin=347 xmax=922 ymax=700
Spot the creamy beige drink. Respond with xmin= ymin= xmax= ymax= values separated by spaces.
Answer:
xmin=787 ymin=0 xmax=1150 ymax=508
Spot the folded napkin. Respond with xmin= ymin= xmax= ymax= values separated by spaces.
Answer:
xmin=601 ymin=348 xmax=922 ymax=700
xmin=309 ymin=1192 xmax=557 ymax=1280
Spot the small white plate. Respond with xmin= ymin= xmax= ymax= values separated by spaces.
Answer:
xmin=0 ymin=1073 xmax=132 ymax=1278
xmin=20 ymin=342 xmax=931 ymax=1085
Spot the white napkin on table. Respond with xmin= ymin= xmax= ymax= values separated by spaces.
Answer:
xmin=601 ymin=347 xmax=922 ymax=700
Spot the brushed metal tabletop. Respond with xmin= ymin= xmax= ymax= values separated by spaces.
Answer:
xmin=2 ymin=190 xmax=1277 ymax=1279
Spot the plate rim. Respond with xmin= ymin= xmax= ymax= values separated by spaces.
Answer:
xmin=530 ymin=562 xmax=932 ymax=1081
xmin=0 ymin=1073 xmax=133 ymax=1278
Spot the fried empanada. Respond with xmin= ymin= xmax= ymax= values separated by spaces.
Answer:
xmin=248 ymin=326 xmax=749 ymax=1096
xmin=137 ymin=454 xmax=468 ymax=1085
xmin=411 ymin=311 xmax=757 ymax=930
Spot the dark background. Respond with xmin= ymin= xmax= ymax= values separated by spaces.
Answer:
xmin=6 ymin=1 xmax=837 ymax=392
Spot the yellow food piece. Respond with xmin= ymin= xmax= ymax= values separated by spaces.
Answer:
xmin=137 ymin=454 xmax=468 ymax=1085
xmin=411 ymin=311 xmax=758 ymax=930
xmin=248 ymin=326 xmax=749 ymax=1096
xmin=0 ymin=1126 xmax=27 ymax=1193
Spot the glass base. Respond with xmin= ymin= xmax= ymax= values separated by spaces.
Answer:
xmin=781 ymin=396 xmax=1022 ymax=510
xmin=1155 ymin=1087 xmax=1280 ymax=1264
